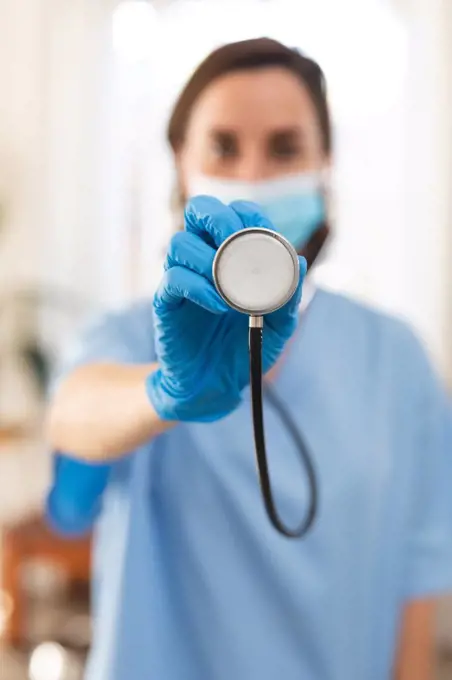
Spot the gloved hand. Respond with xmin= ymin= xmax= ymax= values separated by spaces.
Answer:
xmin=146 ymin=196 xmax=306 ymax=422
xmin=46 ymin=453 xmax=111 ymax=536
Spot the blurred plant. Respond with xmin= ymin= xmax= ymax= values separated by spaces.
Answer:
xmin=0 ymin=287 xmax=97 ymax=398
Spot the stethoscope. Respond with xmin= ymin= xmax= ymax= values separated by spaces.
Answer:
xmin=212 ymin=228 xmax=318 ymax=538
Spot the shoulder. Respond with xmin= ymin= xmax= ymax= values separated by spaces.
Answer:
xmin=312 ymin=288 xmax=431 ymax=378
xmin=90 ymin=299 xmax=155 ymax=352
xmin=315 ymin=287 xmax=421 ymax=344
xmin=53 ymin=298 xmax=155 ymax=382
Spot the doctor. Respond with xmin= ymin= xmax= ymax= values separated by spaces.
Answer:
xmin=46 ymin=38 xmax=452 ymax=680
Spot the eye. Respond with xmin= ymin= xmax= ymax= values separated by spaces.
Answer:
xmin=211 ymin=131 xmax=238 ymax=159
xmin=269 ymin=130 xmax=304 ymax=160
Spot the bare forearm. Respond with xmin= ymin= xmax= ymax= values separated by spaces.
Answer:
xmin=46 ymin=362 xmax=174 ymax=461
xmin=394 ymin=600 xmax=436 ymax=680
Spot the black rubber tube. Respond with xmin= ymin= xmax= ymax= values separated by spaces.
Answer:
xmin=249 ymin=325 xmax=318 ymax=538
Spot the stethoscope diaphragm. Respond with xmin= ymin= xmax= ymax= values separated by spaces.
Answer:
xmin=212 ymin=228 xmax=300 ymax=317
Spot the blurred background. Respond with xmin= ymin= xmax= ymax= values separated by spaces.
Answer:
xmin=0 ymin=0 xmax=451 ymax=678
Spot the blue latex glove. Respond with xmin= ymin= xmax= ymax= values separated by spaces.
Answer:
xmin=146 ymin=196 xmax=306 ymax=422
xmin=46 ymin=453 xmax=111 ymax=536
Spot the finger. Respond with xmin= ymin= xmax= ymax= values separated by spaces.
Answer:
xmin=185 ymin=195 xmax=245 ymax=248
xmin=164 ymin=231 xmax=216 ymax=284
xmin=154 ymin=265 xmax=228 ymax=314
xmin=265 ymin=256 xmax=307 ymax=329
xmin=229 ymin=200 xmax=275 ymax=230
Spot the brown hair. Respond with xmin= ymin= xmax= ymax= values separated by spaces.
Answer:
xmin=167 ymin=37 xmax=331 ymax=266
xmin=168 ymin=37 xmax=332 ymax=155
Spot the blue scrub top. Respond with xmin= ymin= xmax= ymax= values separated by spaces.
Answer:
xmin=47 ymin=288 xmax=452 ymax=680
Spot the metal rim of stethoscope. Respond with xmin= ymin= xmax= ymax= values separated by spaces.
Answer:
xmin=212 ymin=227 xmax=300 ymax=317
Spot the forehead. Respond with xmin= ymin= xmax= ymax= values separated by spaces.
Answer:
xmin=185 ymin=66 xmax=319 ymax=134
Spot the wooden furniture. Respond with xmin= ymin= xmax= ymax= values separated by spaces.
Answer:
xmin=0 ymin=425 xmax=31 ymax=444
xmin=1 ymin=515 xmax=91 ymax=646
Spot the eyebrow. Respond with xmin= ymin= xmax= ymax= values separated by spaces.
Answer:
xmin=208 ymin=125 xmax=305 ymax=137
xmin=268 ymin=126 xmax=305 ymax=139
xmin=208 ymin=127 xmax=239 ymax=138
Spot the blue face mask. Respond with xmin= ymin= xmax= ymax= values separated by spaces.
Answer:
xmin=187 ymin=172 xmax=326 ymax=250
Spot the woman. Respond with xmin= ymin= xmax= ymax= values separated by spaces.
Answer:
xmin=46 ymin=38 xmax=452 ymax=680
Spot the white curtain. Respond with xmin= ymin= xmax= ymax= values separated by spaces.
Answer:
xmin=38 ymin=0 xmax=124 ymax=310
xmin=0 ymin=0 xmax=49 ymax=290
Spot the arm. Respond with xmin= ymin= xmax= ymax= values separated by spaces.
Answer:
xmin=46 ymin=362 xmax=175 ymax=462
xmin=394 ymin=599 xmax=436 ymax=680
xmin=392 ymin=328 xmax=452 ymax=679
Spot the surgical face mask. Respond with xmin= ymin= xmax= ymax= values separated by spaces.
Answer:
xmin=187 ymin=171 xmax=326 ymax=251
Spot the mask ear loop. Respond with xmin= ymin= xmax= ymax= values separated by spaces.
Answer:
xmin=320 ymin=167 xmax=334 ymax=223
xmin=299 ymin=168 xmax=332 ymax=270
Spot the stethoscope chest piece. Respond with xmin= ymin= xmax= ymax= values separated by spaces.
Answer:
xmin=212 ymin=227 xmax=317 ymax=539
xmin=212 ymin=228 xmax=300 ymax=317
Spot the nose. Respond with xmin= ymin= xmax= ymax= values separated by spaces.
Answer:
xmin=233 ymin=148 xmax=272 ymax=181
